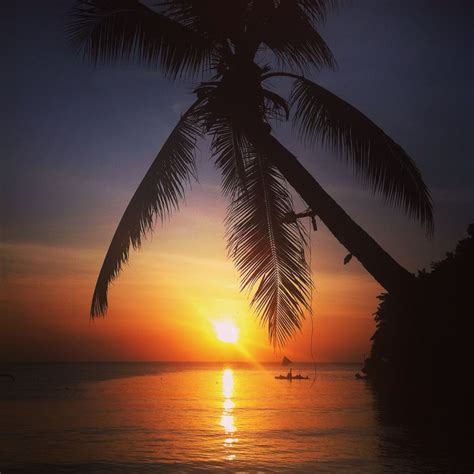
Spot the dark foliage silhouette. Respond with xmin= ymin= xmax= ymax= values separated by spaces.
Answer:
xmin=67 ymin=0 xmax=432 ymax=346
xmin=362 ymin=224 xmax=472 ymax=470
xmin=363 ymin=224 xmax=472 ymax=411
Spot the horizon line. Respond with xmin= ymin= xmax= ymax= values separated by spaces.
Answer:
xmin=1 ymin=360 xmax=363 ymax=365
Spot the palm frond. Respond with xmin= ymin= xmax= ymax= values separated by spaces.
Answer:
xmin=164 ymin=0 xmax=247 ymax=43
xmin=67 ymin=0 xmax=215 ymax=78
xmin=296 ymin=0 xmax=339 ymax=24
xmin=209 ymin=116 xmax=248 ymax=197
xmin=226 ymin=148 xmax=312 ymax=347
xmin=259 ymin=0 xmax=336 ymax=72
xmin=262 ymin=88 xmax=290 ymax=122
xmin=91 ymin=102 xmax=203 ymax=317
xmin=290 ymin=78 xmax=433 ymax=234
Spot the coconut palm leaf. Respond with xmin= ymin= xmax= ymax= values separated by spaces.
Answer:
xmin=91 ymin=103 xmax=203 ymax=317
xmin=290 ymin=77 xmax=433 ymax=234
xmin=210 ymin=116 xmax=248 ymax=197
xmin=296 ymin=0 xmax=339 ymax=24
xmin=67 ymin=0 xmax=214 ymax=78
xmin=262 ymin=88 xmax=290 ymax=122
xmin=164 ymin=0 xmax=247 ymax=43
xmin=258 ymin=0 xmax=336 ymax=72
xmin=226 ymin=148 xmax=312 ymax=347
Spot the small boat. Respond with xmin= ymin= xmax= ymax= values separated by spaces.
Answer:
xmin=275 ymin=374 xmax=309 ymax=380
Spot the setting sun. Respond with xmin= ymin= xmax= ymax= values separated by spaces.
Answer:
xmin=213 ymin=321 xmax=240 ymax=343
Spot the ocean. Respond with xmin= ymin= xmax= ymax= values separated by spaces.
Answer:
xmin=0 ymin=362 xmax=451 ymax=472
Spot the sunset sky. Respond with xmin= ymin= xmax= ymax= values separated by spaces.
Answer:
xmin=2 ymin=0 xmax=472 ymax=362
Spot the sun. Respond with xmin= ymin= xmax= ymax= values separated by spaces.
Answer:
xmin=213 ymin=320 xmax=239 ymax=344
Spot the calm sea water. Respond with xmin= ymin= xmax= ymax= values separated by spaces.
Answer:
xmin=1 ymin=362 xmax=451 ymax=472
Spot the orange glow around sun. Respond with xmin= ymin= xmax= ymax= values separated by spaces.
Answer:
xmin=213 ymin=320 xmax=240 ymax=343
xmin=0 ymin=185 xmax=380 ymax=362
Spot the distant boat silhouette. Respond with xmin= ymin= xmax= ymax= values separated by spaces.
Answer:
xmin=282 ymin=356 xmax=292 ymax=366
xmin=275 ymin=374 xmax=309 ymax=380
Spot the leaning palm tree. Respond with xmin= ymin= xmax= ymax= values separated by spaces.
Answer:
xmin=67 ymin=0 xmax=432 ymax=346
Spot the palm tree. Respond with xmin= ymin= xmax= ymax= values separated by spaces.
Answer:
xmin=67 ymin=0 xmax=432 ymax=346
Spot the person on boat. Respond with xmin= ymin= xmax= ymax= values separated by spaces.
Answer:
xmin=287 ymin=369 xmax=293 ymax=379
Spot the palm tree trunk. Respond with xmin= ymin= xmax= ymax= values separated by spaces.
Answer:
xmin=257 ymin=132 xmax=416 ymax=294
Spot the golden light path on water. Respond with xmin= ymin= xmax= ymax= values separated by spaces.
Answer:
xmin=220 ymin=368 xmax=238 ymax=461
xmin=214 ymin=325 xmax=267 ymax=463
xmin=2 ymin=363 xmax=446 ymax=471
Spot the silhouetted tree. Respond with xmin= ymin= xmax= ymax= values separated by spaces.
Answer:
xmin=363 ymin=224 xmax=472 ymax=408
xmin=68 ymin=0 xmax=432 ymax=346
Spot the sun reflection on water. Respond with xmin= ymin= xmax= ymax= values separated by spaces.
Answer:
xmin=219 ymin=368 xmax=238 ymax=460
xmin=223 ymin=399 xmax=234 ymax=410
xmin=222 ymin=369 xmax=233 ymax=398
